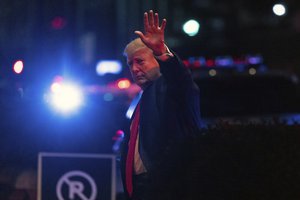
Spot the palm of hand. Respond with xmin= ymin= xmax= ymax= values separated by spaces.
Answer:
xmin=135 ymin=11 xmax=167 ymax=56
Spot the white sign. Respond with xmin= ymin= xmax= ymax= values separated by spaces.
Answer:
xmin=56 ymin=170 xmax=97 ymax=200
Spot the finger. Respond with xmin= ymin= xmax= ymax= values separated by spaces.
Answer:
xmin=143 ymin=12 xmax=149 ymax=31
xmin=160 ymin=19 xmax=167 ymax=31
xmin=134 ymin=31 xmax=145 ymax=41
xmin=149 ymin=10 xmax=154 ymax=27
xmin=154 ymin=12 xmax=159 ymax=27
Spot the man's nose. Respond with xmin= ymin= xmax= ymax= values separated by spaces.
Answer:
xmin=131 ymin=63 xmax=140 ymax=73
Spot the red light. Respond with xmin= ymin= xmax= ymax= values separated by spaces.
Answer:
xmin=117 ymin=79 xmax=131 ymax=89
xmin=51 ymin=17 xmax=66 ymax=30
xmin=13 ymin=60 xmax=24 ymax=74
xmin=233 ymin=57 xmax=246 ymax=65
xmin=182 ymin=60 xmax=190 ymax=67
xmin=193 ymin=60 xmax=201 ymax=67
xmin=112 ymin=130 xmax=125 ymax=140
xmin=206 ymin=59 xmax=215 ymax=67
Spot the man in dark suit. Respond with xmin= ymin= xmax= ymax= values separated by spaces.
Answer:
xmin=121 ymin=10 xmax=202 ymax=200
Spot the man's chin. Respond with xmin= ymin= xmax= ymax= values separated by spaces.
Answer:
xmin=135 ymin=78 xmax=144 ymax=84
xmin=136 ymin=79 xmax=150 ymax=89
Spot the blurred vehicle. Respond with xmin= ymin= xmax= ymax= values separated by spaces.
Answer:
xmin=192 ymin=70 xmax=300 ymax=125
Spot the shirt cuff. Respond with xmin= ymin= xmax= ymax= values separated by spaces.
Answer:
xmin=154 ymin=44 xmax=174 ymax=61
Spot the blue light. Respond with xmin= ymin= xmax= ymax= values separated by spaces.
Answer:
xmin=126 ymin=92 xmax=142 ymax=119
xmin=188 ymin=57 xmax=196 ymax=64
xmin=103 ymin=93 xmax=114 ymax=101
xmin=247 ymin=55 xmax=263 ymax=65
xmin=215 ymin=56 xmax=233 ymax=67
xmin=281 ymin=114 xmax=300 ymax=125
xmin=198 ymin=57 xmax=206 ymax=66
xmin=96 ymin=60 xmax=122 ymax=76
xmin=45 ymin=80 xmax=84 ymax=115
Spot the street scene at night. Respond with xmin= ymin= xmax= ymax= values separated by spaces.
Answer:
xmin=1 ymin=0 xmax=300 ymax=199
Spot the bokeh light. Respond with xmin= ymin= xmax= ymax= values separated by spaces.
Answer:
xmin=182 ymin=19 xmax=200 ymax=36
xmin=47 ymin=81 xmax=84 ymax=114
xmin=51 ymin=16 xmax=67 ymax=29
xmin=13 ymin=60 xmax=24 ymax=74
xmin=249 ymin=68 xmax=257 ymax=75
xmin=209 ymin=69 xmax=217 ymax=77
xmin=96 ymin=60 xmax=122 ymax=76
xmin=273 ymin=4 xmax=286 ymax=16
xmin=117 ymin=79 xmax=131 ymax=89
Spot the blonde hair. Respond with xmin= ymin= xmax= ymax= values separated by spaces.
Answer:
xmin=123 ymin=38 xmax=151 ymax=58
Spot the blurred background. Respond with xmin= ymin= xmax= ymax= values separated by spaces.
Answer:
xmin=1 ymin=0 xmax=300 ymax=199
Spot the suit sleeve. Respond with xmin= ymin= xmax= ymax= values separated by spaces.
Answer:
xmin=157 ymin=50 xmax=196 ymax=94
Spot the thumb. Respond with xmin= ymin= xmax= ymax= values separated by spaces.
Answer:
xmin=134 ymin=31 xmax=146 ymax=41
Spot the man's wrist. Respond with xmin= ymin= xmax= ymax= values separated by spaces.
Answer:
xmin=154 ymin=44 xmax=174 ymax=61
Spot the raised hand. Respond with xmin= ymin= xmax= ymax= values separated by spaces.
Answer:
xmin=134 ymin=10 xmax=167 ymax=56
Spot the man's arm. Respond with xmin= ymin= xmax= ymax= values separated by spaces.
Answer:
xmin=135 ymin=10 xmax=196 ymax=90
xmin=158 ymin=51 xmax=196 ymax=90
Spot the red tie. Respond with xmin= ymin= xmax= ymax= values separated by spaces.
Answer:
xmin=125 ymin=103 xmax=140 ymax=197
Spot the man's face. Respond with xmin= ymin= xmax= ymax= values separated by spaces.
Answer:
xmin=127 ymin=47 xmax=161 ymax=89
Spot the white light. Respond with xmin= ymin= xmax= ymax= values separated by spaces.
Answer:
xmin=48 ymin=82 xmax=84 ymax=114
xmin=182 ymin=19 xmax=200 ymax=37
xmin=209 ymin=69 xmax=217 ymax=76
xmin=96 ymin=60 xmax=122 ymax=76
xmin=13 ymin=60 xmax=24 ymax=74
xmin=273 ymin=4 xmax=286 ymax=16
xmin=50 ymin=82 xmax=62 ymax=93
xmin=249 ymin=68 xmax=257 ymax=75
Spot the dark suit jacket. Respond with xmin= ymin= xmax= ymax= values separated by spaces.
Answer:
xmin=121 ymin=51 xmax=202 ymax=198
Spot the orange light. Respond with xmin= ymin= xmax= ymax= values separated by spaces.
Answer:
xmin=117 ymin=79 xmax=131 ymax=89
